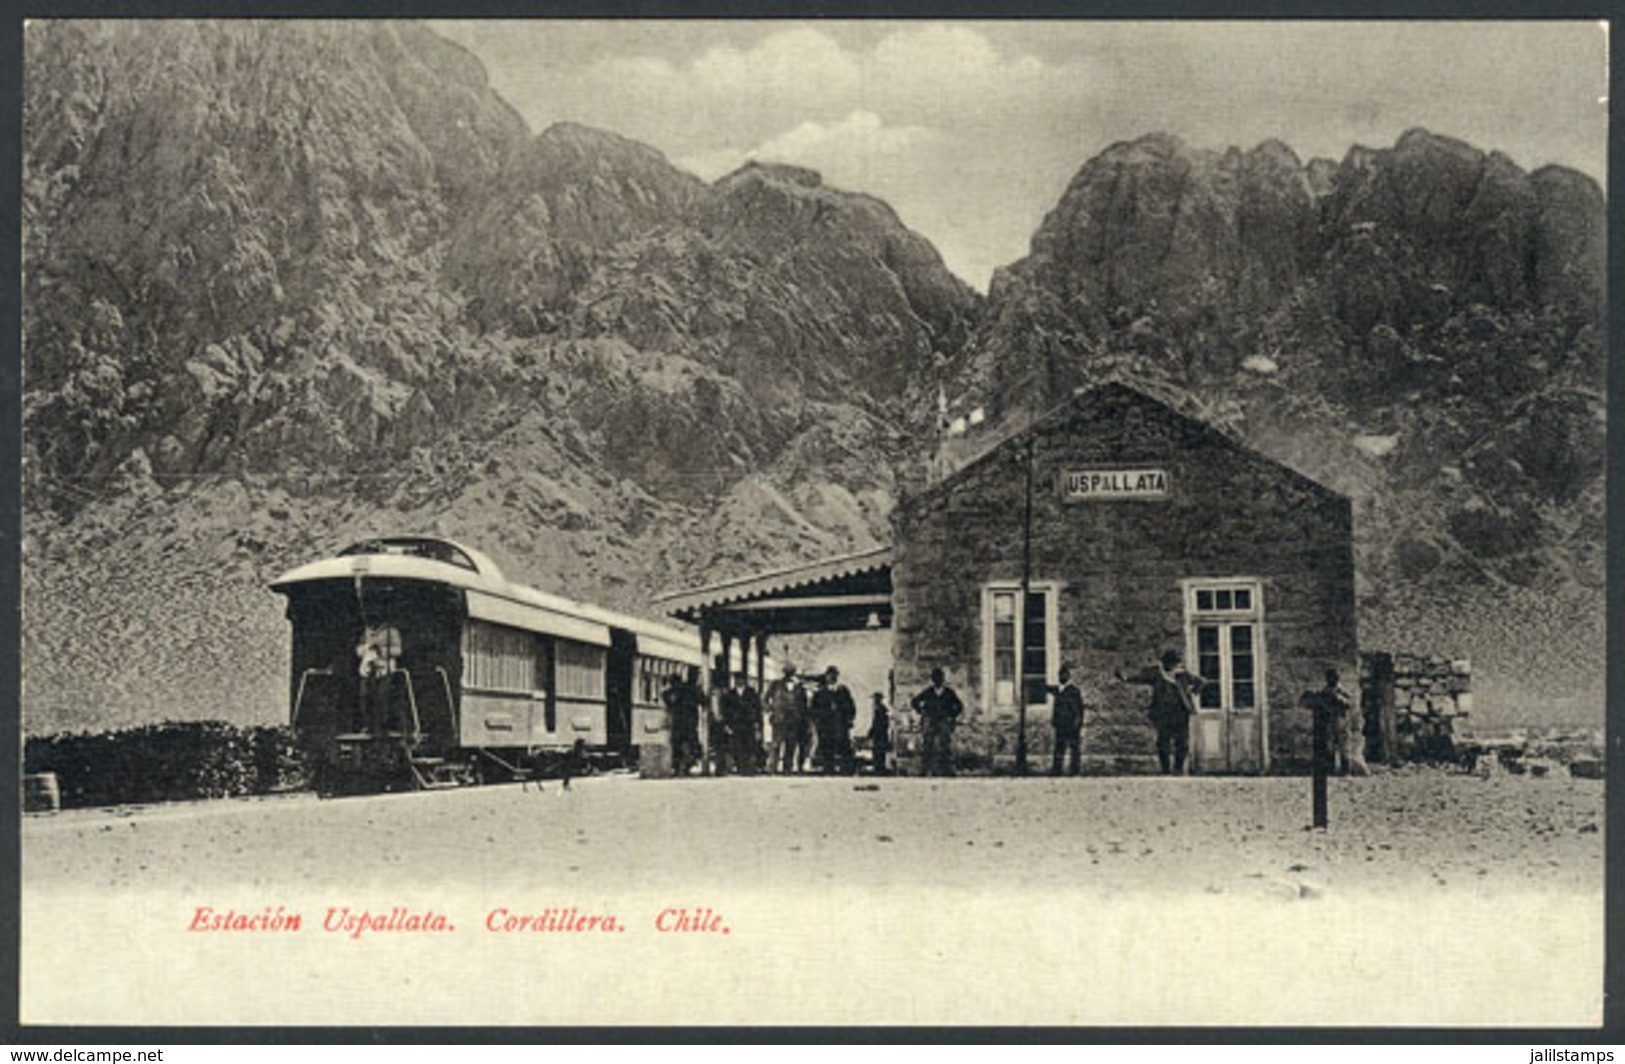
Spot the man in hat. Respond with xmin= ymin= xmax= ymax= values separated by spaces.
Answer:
xmin=911 ymin=667 xmax=964 ymax=777
xmin=1301 ymin=667 xmax=1367 ymax=776
xmin=663 ymin=667 xmax=704 ymax=777
xmin=765 ymin=663 xmax=808 ymax=775
xmin=1048 ymin=664 xmax=1086 ymax=776
xmin=1117 ymin=650 xmax=1207 ymax=775
xmin=720 ymin=671 xmax=761 ymax=776
xmin=868 ymin=692 xmax=893 ymax=775
xmin=812 ymin=666 xmax=857 ymax=775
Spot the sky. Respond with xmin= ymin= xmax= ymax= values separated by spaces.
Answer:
xmin=428 ymin=20 xmax=1609 ymax=291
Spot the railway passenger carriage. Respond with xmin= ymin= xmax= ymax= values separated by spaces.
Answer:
xmin=271 ymin=537 xmax=706 ymax=793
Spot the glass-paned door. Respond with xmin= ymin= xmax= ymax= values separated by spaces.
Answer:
xmin=1185 ymin=581 xmax=1266 ymax=772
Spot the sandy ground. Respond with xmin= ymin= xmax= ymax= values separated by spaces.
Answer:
xmin=21 ymin=768 xmax=1605 ymax=1027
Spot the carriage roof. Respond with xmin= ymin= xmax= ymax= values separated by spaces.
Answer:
xmin=270 ymin=536 xmax=704 ymax=664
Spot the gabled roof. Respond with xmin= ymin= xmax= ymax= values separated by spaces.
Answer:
xmin=911 ymin=380 xmax=1346 ymax=508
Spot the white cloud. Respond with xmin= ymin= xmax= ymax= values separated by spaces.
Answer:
xmin=679 ymin=111 xmax=943 ymax=192
xmin=755 ymin=110 xmax=939 ymax=166
xmin=864 ymin=25 xmax=1099 ymax=128
xmin=694 ymin=27 xmax=862 ymax=102
xmin=679 ymin=109 xmax=942 ymax=193
xmin=874 ymin=24 xmax=1001 ymax=79
xmin=869 ymin=24 xmax=1005 ymax=113
xmin=569 ymin=23 xmax=1097 ymax=147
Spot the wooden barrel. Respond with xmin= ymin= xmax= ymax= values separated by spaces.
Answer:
xmin=23 ymin=772 xmax=60 ymax=814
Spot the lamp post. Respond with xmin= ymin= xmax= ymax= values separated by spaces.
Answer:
xmin=1016 ymin=435 xmax=1035 ymax=776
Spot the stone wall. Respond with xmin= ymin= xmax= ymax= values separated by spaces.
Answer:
xmin=1361 ymin=651 xmax=1472 ymax=762
xmin=891 ymin=384 xmax=1358 ymax=772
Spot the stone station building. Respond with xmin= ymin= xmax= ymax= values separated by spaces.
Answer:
xmin=659 ymin=382 xmax=1359 ymax=773
xmin=892 ymin=382 xmax=1357 ymax=772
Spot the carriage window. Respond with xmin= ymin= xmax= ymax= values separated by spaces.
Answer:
xmin=636 ymin=658 xmax=683 ymax=705
xmin=463 ymin=621 xmax=538 ymax=692
xmin=556 ymin=641 xmax=607 ymax=700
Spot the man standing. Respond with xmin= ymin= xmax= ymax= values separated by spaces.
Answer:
xmin=789 ymin=674 xmax=813 ymax=773
xmin=911 ymin=667 xmax=964 ymax=777
xmin=812 ymin=666 xmax=857 ymax=775
xmin=1301 ymin=668 xmax=1366 ymax=776
xmin=765 ymin=664 xmax=808 ymax=775
xmin=356 ymin=624 xmax=401 ymax=734
xmin=868 ymin=692 xmax=893 ymax=776
xmin=1117 ymin=650 xmax=1206 ymax=775
xmin=662 ymin=668 xmax=703 ymax=777
xmin=1048 ymin=665 xmax=1086 ymax=777
xmin=719 ymin=672 xmax=760 ymax=776
xmin=741 ymin=673 xmax=764 ymax=774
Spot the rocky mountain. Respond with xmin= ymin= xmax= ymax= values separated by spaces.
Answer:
xmin=21 ymin=19 xmax=975 ymax=732
xmin=21 ymin=21 xmax=1603 ymax=735
xmin=950 ymin=130 xmax=1605 ymax=721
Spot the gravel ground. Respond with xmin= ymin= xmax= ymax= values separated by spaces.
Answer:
xmin=21 ymin=767 xmax=1604 ymax=1026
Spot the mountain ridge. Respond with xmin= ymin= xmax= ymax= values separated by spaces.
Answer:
xmin=20 ymin=21 xmax=1605 ymax=734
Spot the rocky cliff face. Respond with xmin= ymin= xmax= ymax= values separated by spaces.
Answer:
xmin=1015 ymin=134 xmax=1319 ymax=320
xmin=953 ymin=130 xmax=1605 ymax=719
xmin=21 ymin=22 xmax=1603 ymax=733
xmin=445 ymin=121 xmax=708 ymax=334
xmin=22 ymin=19 xmax=974 ymax=732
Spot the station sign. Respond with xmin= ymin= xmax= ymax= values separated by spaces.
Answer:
xmin=1060 ymin=467 xmax=1170 ymax=501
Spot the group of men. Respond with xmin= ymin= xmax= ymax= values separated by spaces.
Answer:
xmin=662 ymin=648 xmax=1360 ymax=779
xmin=1111 ymin=652 xmax=1361 ymax=776
xmin=905 ymin=662 xmax=1088 ymax=778
xmin=906 ymin=650 xmax=1211 ymax=777
xmin=900 ymin=656 xmax=1183 ymax=778
xmin=660 ymin=664 xmax=893 ymax=776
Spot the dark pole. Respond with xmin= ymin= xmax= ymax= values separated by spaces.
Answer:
xmin=1017 ymin=436 xmax=1035 ymax=776
xmin=1311 ymin=700 xmax=1329 ymax=829
xmin=699 ymin=621 xmax=713 ymax=777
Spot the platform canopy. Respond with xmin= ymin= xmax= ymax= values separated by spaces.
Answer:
xmin=653 ymin=546 xmax=892 ymax=637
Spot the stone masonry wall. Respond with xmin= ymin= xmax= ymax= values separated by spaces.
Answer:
xmin=891 ymin=384 xmax=1357 ymax=771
